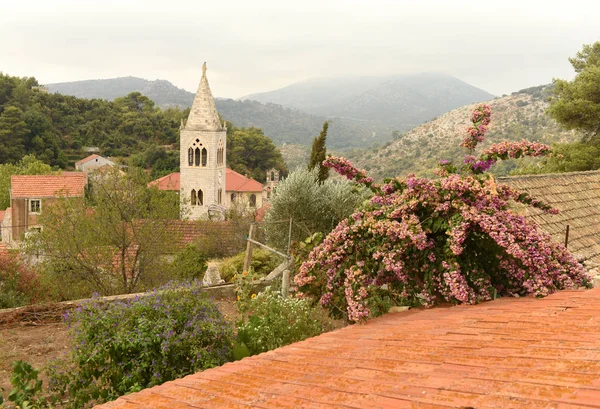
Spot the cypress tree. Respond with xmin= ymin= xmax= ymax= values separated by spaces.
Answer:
xmin=308 ymin=121 xmax=329 ymax=183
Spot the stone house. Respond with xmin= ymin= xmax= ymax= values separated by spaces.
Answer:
xmin=1 ymin=173 xmax=87 ymax=245
xmin=263 ymin=168 xmax=280 ymax=202
xmin=148 ymin=168 xmax=264 ymax=212
xmin=75 ymin=154 xmax=116 ymax=173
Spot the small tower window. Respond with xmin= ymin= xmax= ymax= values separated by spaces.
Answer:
xmin=249 ymin=194 xmax=256 ymax=207
xmin=188 ymin=148 xmax=193 ymax=166
xmin=230 ymin=193 xmax=236 ymax=202
xmin=198 ymin=189 xmax=204 ymax=206
xmin=191 ymin=189 xmax=197 ymax=206
xmin=218 ymin=189 xmax=222 ymax=204
xmin=271 ymin=171 xmax=275 ymax=181
xmin=201 ymin=148 xmax=208 ymax=167
xmin=194 ymin=148 xmax=200 ymax=166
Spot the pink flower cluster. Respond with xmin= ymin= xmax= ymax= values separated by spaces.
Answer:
xmin=323 ymin=156 xmax=374 ymax=186
xmin=460 ymin=104 xmax=491 ymax=151
xmin=481 ymin=140 xmax=552 ymax=161
xmin=294 ymin=106 xmax=589 ymax=323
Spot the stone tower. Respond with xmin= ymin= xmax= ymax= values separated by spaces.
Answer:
xmin=180 ymin=63 xmax=227 ymax=219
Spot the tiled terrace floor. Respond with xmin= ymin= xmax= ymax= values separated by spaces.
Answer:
xmin=97 ymin=288 xmax=600 ymax=409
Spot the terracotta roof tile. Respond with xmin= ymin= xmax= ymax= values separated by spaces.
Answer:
xmin=500 ymin=170 xmax=600 ymax=264
xmin=147 ymin=172 xmax=180 ymax=191
xmin=95 ymin=288 xmax=600 ymax=409
xmin=148 ymin=169 xmax=263 ymax=193
xmin=225 ymin=168 xmax=263 ymax=192
xmin=11 ymin=174 xmax=87 ymax=198
xmin=75 ymin=154 xmax=100 ymax=165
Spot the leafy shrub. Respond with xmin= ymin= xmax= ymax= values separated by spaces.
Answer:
xmin=169 ymin=244 xmax=208 ymax=281
xmin=236 ymin=287 xmax=330 ymax=356
xmin=0 ymin=253 xmax=44 ymax=308
xmin=296 ymin=105 xmax=592 ymax=322
xmin=219 ymin=249 xmax=281 ymax=283
xmin=47 ymin=282 xmax=233 ymax=408
xmin=2 ymin=361 xmax=45 ymax=409
xmin=264 ymin=167 xmax=367 ymax=251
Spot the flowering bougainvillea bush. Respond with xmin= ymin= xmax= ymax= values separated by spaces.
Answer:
xmin=295 ymin=105 xmax=592 ymax=322
xmin=47 ymin=281 xmax=233 ymax=408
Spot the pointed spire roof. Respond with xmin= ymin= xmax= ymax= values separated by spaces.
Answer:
xmin=184 ymin=63 xmax=224 ymax=132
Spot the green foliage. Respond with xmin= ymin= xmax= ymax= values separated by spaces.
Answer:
xmin=169 ymin=244 xmax=208 ymax=281
xmin=549 ymin=41 xmax=600 ymax=136
xmin=47 ymin=283 xmax=233 ymax=408
xmin=226 ymin=125 xmax=287 ymax=182
xmin=5 ymin=361 xmax=44 ymax=409
xmin=514 ymin=139 xmax=600 ymax=175
xmin=308 ymin=121 xmax=329 ymax=182
xmin=219 ymin=249 xmax=281 ymax=283
xmin=0 ymin=72 xmax=184 ymax=168
xmin=264 ymin=167 xmax=367 ymax=250
xmin=29 ymin=168 xmax=181 ymax=296
xmin=0 ymin=155 xmax=52 ymax=210
xmin=236 ymin=287 xmax=330 ymax=356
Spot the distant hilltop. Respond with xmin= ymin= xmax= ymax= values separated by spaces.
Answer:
xmin=347 ymin=84 xmax=583 ymax=179
xmin=47 ymin=73 xmax=495 ymax=150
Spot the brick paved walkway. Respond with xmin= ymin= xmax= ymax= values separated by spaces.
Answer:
xmin=97 ymin=289 xmax=600 ymax=409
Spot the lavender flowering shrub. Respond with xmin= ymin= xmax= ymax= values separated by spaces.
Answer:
xmin=47 ymin=282 xmax=233 ymax=408
xmin=295 ymin=105 xmax=592 ymax=322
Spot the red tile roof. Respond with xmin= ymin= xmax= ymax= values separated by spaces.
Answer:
xmin=148 ymin=170 xmax=263 ymax=193
xmin=11 ymin=174 xmax=87 ymax=198
xmin=147 ymin=172 xmax=180 ymax=191
xmin=75 ymin=154 xmax=100 ymax=165
xmin=95 ymin=288 xmax=600 ymax=409
xmin=226 ymin=168 xmax=263 ymax=193
xmin=0 ymin=210 xmax=4 ymax=223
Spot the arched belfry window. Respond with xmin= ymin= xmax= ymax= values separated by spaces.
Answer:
xmin=249 ymin=194 xmax=256 ymax=207
xmin=191 ymin=189 xmax=197 ymax=206
xmin=217 ymin=139 xmax=224 ymax=166
xmin=271 ymin=171 xmax=275 ymax=181
xmin=188 ymin=148 xmax=193 ymax=166
xmin=194 ymin=148 xmax=200 ymax=166
xmin=201 ymin=148 xmax=208 ymax=167
xmin=198 ymin=189 xmax=204 ymax=206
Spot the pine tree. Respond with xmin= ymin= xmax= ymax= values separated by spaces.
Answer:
xmin=0 ymin=105 xmax=28 ymax=163
xmin=308 ymin=121 xmax=329 ymax=183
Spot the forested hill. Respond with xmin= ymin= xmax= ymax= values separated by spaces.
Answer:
xmin=47 ymin=77 xmax=391 ymax=149
xmin=347 ymin=85 xmax=583 ymax=180
xmin=47 ymin=74 xmax=494 ymax=150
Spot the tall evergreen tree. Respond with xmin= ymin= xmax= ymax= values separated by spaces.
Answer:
xmin=0 ymin=105 xmax=28 ymax=163
xmin=308 ymin=121 xmax=329 ymax=183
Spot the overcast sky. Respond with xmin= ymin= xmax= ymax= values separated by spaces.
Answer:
xmin=1 ymin=0 xmax=598 ymax=98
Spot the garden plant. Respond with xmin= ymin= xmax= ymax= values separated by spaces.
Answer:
xmin=295 ymin=105 xmax=592 ymax=322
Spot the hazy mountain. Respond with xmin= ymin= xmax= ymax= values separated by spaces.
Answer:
xmin=46 ymin=77 xmax=394 ymax=149
xmin=47 ymin=77 xmax=194 ymax=108
xmin=242 ymin=73 xmax=495 ymax=129
xmin=346 ymin=85 xmax=581 ymax=180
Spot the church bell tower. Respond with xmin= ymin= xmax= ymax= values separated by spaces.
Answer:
xmin=180 ymin=63 xmax=227 ymax=219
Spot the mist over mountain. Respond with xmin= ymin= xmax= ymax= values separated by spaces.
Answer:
xmin=241 ymin=73 xmax=495 ymax=129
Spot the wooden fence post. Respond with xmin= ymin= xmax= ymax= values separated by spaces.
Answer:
xmin=282 ymin=269 xmax=290 ymax=298
xmin=243 ymin=223 xmax=255 ymax=273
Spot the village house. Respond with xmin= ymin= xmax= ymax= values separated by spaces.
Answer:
xmin=148 ymin=168 xmax=264 ymax=211
xmin=0 ymin=173 xmax=87 ymax=245
xmin=75 ymin=154 xmax=116 ymax=173
xmin=263 ymin=167 xmax=280 ymax=201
